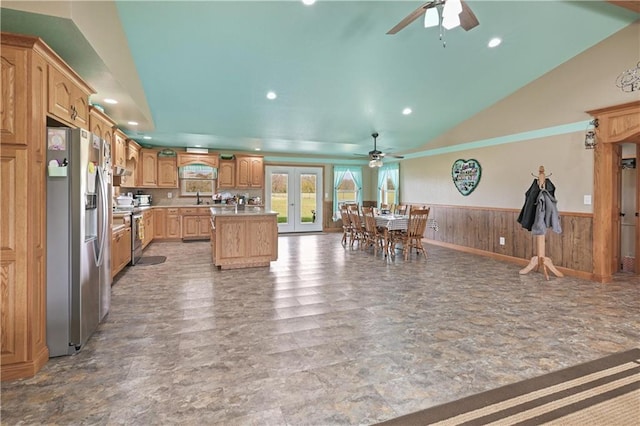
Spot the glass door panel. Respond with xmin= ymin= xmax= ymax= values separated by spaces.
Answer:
xmin=266 ymin=166 xmax=322 ymax=233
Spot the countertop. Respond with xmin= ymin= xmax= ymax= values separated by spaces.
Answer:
xmin=151 ymin=203 xmax=264 ymax=209
xmin=209 ymin=206 xmax=278 ymax=216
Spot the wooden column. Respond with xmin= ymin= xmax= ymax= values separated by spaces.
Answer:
xmin=592 ymin=141 xmax=616 ymax=282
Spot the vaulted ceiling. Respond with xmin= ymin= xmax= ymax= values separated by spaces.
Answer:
xmin=2 ymin=1 xmax=638 ymax=161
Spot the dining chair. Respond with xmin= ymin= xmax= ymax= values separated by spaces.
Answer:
xmin=398 ymin=207 xmax=430 ymax=260
xmin=347 ymin=204 xmax=365 ymax=247
xmin=361 ymin=206 xmax=385 ymax=255
xmin=395 ymin=204 xmax=408 ymax=215
xmin=339 ymin=205 xmax=352 ymax=246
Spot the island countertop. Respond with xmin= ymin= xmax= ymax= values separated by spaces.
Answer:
xmin=209 ymin=206 xmax=278 ymax=217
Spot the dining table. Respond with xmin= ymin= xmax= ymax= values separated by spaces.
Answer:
xmin=374 ymin=214 xmax=439 ymax=257
xmin=374 ymin=214 xmax=409 ymax=257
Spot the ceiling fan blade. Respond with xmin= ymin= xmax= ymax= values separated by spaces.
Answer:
xmin=459 ymin=0 xmax=479 ymax=31
xmin=388 ymin=154 xmax=405 ymax=159
xmin=387 ymin=1 xmax=438 ymax=35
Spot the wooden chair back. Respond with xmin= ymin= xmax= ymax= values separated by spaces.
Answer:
xmin=362 ymin=206 xmax=383 ymax=254
xmin=395 ymin=204 xmax=408 ymax=215
xmin=407 ymin=207 xmax=430 ymax=238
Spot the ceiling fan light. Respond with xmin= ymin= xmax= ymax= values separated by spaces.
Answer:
xmin=442 ymin=12 xmax=461 ymax=30
xmin=442 ymin=0 xmax=462 ymax=17
xmin=424 ymin=8 xmax=439 ymax=28
xmin=369 ymin=159 xmax=377 ymax=168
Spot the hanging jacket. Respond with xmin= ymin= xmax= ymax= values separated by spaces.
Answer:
xmin=531 ymin=189 xmax=562 ymax=235
xmin=517 ymin=179 xmax=556 ymax=231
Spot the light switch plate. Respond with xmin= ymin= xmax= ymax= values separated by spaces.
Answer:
xmin=584 ymin=195 xmax=591 ymax=205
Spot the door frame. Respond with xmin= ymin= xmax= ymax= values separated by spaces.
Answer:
xmin=588 ymin=100 xmax=640 ymax=282
xmin=265 ymin=165 xmax=323 ymax=233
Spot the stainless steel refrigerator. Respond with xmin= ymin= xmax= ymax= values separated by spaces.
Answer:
xmin=46 ymin=127 xmax=112 ymax=357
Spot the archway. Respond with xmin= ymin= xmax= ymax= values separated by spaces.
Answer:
xmin=587 ymin=101 xmax=640 ymax=282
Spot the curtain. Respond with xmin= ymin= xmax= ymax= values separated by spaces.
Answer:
xmin=333 ymin=165 xmax=362 ymax=220
xmin=377 ymin=167 xmax=388 ymax=206
xmin=377 ymin=164 xmax=399 ymax=206
xmin=387 ymin=164 xmax=399 ymax=203
xmin=333 ymin=166 xmax=348 ymax=220
xmin=351 ymin=167 xmax=363 ymax=206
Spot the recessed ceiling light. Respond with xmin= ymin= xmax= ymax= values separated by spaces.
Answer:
xmin=302 ymin=0 xmax=316 ymax=5
xmin=488 ymin=37 xmax=502 ymax=48
xmin=143 ymin=136 xmax=152 ymax=140
xmin=128 ymin=121 xmax=138 ymax=126
xmin=402 ymin=107 xmax=412 ymax=115
xmin=266 ymin=91 xmax=277 ymax=100
xmin=254 ymin=148 xmax=261 ymax=151
xmin=104 ymin=98 xmax=118 ymax=104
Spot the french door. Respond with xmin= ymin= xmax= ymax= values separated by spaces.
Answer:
xmin=265 ymin=166 xmax=323 ymax=233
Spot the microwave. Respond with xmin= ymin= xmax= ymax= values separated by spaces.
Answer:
xmin=134 ymin=194 xmax=152 ymax=206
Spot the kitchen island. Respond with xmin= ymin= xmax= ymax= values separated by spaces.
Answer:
xmin=210 ymin=207 xmax=278 ymax=269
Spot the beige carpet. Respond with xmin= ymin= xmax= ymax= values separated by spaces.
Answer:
xmin=378 ymin=348 xmax=640 ymax=426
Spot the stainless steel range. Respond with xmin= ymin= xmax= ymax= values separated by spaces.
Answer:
xmin=113 ymin=206 xmax=144 ymax=265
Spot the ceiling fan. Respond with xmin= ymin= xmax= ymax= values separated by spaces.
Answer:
xmin=358 ymin=133 xmax=404 ymax=168
xmin=387 ymin=0 xmax=479 ymax=35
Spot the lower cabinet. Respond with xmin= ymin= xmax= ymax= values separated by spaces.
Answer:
xmin=142 ymin=209 xmax=154 ymax=249
xmin=166 ymin=209 xmax=182 ymax=238
xmin=154 ymin=208 xmax=166 ymax=239
xmin=111 ymin=226 xmax=132 ymax=278
xmin=210 ymin=217 xmax=216 ymax=263
xmin=181 ymin=207 xmax=211 ymax=240
xmin=211 ymin=212 xmax=278 ymax=269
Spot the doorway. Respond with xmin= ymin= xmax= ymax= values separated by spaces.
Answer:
xmin=619 ymin=144 xmax=637 ymax=273
xmin=265 ymin=166 xmax=323 ymax=233
xmin=588 ymin=101 xmax=640 ymax=282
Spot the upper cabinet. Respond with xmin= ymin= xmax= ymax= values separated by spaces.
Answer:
xmin=140 ymin=149 xmax=158 ymax=187
xmin=158 ymin=156 xmax=178 ymax=187
xmin=119 ymin=140 xmax=140 ymax=188
xmin=139 ymin=149 xmax=178 ymax=188
xmin=47 ymin=63 xmax=93 ymax=128
xmin=236 ymin=155 xmax=264 ymax=188
xmin=89 ymin=107 xmax=115 ymax=141
xmin=218 ymin=159 xmax=235 ymax=189
xmin=113 ymin=129 xmax=127 ymax=169
xmin=177 ymin=152 xmax=219 ymax=168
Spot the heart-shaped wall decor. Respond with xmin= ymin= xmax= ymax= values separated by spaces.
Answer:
xmin=451 ymin=159 xmax=482 ymax=196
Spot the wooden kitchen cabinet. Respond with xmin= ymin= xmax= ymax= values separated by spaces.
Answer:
xmin=119 ymin=140 xmax=140 ymax=188
xmin=157 ymin=156 xmax=178 ymax=187
xmin=210 ymin=209 xmax=278 ymax=269
xmin=111 ymin=226 xmax=132 ymax=278
xmin=218 ymin=159 xmax=235 ymax=188
xmin=142 ymin=209 xmax=154 ymax=249
xmin=177 ymin=152 xmax=219 ymax=168
xmin=89 ymin=107 xmax=115 ymax=143
xmin=180 ymin=207 xmax=210 ymax=240
xmin=48 ymin=63 xmax=92 ymax=128
xmin=113 ymin=129 xmax=127 ymax=169
xmin=150 ymin=208 xmax=182 ymax=240
xmin=153 ymin=208 xmax=166 ymax=239
xmin=1 ymin=33 xmax=90 ymax=380
xmin=236 ymin=155 xmax=264 ymax=188
xmin=139 ymin=150 xmax=178 ymax=188
xmin=166 ymin=209 xmax=182 ymax=238
xmin=140 ymin=149 xmax=158 ymax=186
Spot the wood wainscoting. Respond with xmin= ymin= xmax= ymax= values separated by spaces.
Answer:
xmin=421 ymin=204 xmax=593 ymax=279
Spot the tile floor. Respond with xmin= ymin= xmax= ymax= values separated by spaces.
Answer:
xmin=1 ymin=233 xmax=638 ymax=425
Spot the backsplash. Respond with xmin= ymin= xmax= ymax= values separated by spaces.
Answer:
xmin=128 ymin=188 xmax=264 ymax=206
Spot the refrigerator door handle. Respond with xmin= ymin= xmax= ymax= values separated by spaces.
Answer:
xmin=94 ymin=166 xmax=109 ymax=267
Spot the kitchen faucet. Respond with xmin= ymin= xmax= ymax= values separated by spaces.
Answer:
xmin=196 ymin=191 xmax=202 ymax=205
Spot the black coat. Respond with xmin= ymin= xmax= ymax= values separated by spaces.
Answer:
xmin=517 ymin=179 xmax=556 ymax=231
